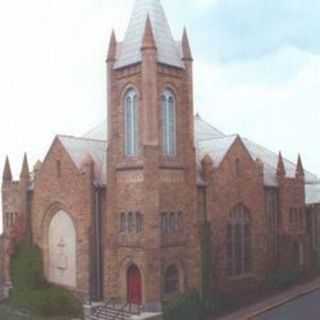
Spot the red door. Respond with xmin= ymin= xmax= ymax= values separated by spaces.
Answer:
xmin=127 ymin=265 xmax=142 ymax=305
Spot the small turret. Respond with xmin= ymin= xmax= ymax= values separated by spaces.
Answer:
xmin=277 ymin=152 xmax=286 ymax=177
xmin=201 ymin=154 xmax=214 ymax=179
xmin=106 ymin=29 xmax=117 ymax=62
xmin=141 ymin=15 xmax=157 ymax=51
xmin=3 ymin=156 xmax=12 ymax=182
xmin=182 ymin=27 xmax=193 ymax=61
xmin=296 ymin=154 xmax=304 ymax=178
xmin=20 ymin=153 xmax=30 ymax=180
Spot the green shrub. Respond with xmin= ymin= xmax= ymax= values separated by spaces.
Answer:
xmin=163 ymin=290 xmax=205 ymax=320
xmin=266 ymin=270 xmax=302 ymax=290
xmin=10 ymin=242 xmax=82 ymax=318
xmin=11 ymin=243 xmax=45 ymax=290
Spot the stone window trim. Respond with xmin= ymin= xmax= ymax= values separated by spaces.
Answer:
xmin=5 ymin=212 xmax=18 ymax=229
xmin=56 ymin=160 xmax=61 ymax=178
xmin=120 ymin=211 xmax=143 ymax=234
xmin=124 ymin=88 xmax=139 ymax=158
xmin=161 ymin=211 xmax=183 ymax=233
xmin=235 ymin=158 xmax=241 ymax=177
xmin=289 ymin=207 xmax=305 ymax=231
xmin=164 ymin=265 xmax=179 ymax=295
xmin=161 ymin=89 xmax=177 ymax=158
xmin=226 ymin=204 xmax=252 ymax=277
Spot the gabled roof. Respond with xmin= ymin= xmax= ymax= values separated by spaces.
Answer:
xmin=114 ymin=0 xmax=184 ymax=69
xmin=58 ymin=135 xmax=107 ymax=185
xmin=83 ymin=121 xmax=107 ymax=141
xmin=198 ymin=135 xmax=238 ymax=167
xmin=55 ymin=115 xmax=319 ymax=206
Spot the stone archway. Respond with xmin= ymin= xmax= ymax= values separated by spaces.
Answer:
xmin=127 ymin=264 xmax=142 ymax=305
xmin=48 ymin=210 xmax=76 ymax=288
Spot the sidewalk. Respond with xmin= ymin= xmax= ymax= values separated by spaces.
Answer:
xmin=216 ymin=277 xmax=320 ymax=320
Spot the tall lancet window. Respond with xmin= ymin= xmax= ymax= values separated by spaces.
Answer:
xmin=124 ymin=89 xmax=139 ymax=157
xmin=162 ymin=89 xmax=176 ymax=157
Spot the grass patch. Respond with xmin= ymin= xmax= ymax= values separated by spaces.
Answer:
xmin=9 ymin=242 xmax=82 ymax=319
xmin=163 ymin=290 xmax=205 ymax=320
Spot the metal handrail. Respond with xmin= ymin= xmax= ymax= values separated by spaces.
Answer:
xmin=92 ymin=298 xmax=113 ymax=318
xmin=113 ymin=303 xmax=130 ymax=320
xmin=128 ymin=303 xmax=143 ymax=315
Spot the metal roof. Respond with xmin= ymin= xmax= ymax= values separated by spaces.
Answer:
xmin=57 ymin=115 xmax=319 ymax=207
xmin=305 ymin=182 xmax=320 ymax=205
xmin=58 ymin=135 xmax=107 ymax=185
xmin=114 ymin=0 xmax=184 ymax=69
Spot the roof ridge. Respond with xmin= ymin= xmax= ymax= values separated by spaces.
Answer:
xmin=195 ymin=114 xmax=226 ymax=136
xmin=58 ymin=134 xmax=107 ymax=143
xmin=198 ymin=134 xmax=237 ymax=142
xmin=114 ymin=0 xmax=184 ymax=69
xmin=242 ymin=137 xmax=318 ymax=178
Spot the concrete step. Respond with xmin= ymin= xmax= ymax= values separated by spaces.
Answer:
xmin=91 ymin=305 xmax=132 ymax=320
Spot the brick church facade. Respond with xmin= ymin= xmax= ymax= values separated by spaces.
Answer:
xmin=1 ymin=0 xmax=320 ymax=312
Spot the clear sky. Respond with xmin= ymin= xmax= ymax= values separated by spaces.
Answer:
xmin=0 ymin=0 xmax=319 ymax=232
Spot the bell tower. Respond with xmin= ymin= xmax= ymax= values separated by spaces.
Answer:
xmin=105 ymin=0 xmax=201 ymax=311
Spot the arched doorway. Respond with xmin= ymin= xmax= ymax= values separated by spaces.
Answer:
xmin=48 ymin=210 xmax=76 ymax=288
xmin=127 ymin=265 xmax=142 ymax=305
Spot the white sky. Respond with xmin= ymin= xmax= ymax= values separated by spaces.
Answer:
xmin=0 ymin=0 xmax=319 ymax=232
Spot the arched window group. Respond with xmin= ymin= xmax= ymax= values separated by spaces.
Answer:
xmin=226 ymin=204 xmax=252 ymax=277
xmin=161 ymin=211 xmax=183 ymax=233
xmin=120 ymin=211 xmax=143 ymax=234
xmin=124 ymin=89 xmax=139 ymax=157
xmin=161 ymin=89 xmax=176 ymax=157
xmin=164 ymin=265 xmax=179 ymax=295
xmin=5 ymin=212 xmax=18 ymax=229
xmin=124 ymin=87 xmax=177 ymax=158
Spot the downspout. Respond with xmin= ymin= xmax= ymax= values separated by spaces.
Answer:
xmin=95 ymin=185 xmax=102 ymax=301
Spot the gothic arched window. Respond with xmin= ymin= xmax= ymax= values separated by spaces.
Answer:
xmin=227 ymin=204 xmax=251 ymax=276
xmin=136 ymin=212 xmax=143 ymax=233
xmin=128 ymin=212 xmax=134 ymax=233
xmin=124 ymin=89 xmax=139 ymax=157
xmin=161 ymin=89 xmax=176 ymax=157
xmin=165 ymin=265 xmax=179 ymax=294
xmin=120 ymin=212 xmax=126 ymax=232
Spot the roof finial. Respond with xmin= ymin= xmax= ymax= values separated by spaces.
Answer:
xmin=182 ymin=27 xmax=193 ymax=61
xmin=277 ymin=152 xmax=286 ymax=177
xmin=141 ymin=15 xmax=157 ymax=50
xmin=20 ymin=153 xmax=30 ymax=179
xmin=3 ymin=156 xmax=12 ymax=182
xmin=107 ymin=29 xmax=117 ymax=62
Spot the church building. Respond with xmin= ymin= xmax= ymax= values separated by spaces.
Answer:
xmin=1 ymin=0 xmax=320 ymax=313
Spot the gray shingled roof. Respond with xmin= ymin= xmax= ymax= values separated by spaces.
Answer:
xmin=58 ymin=135 xmax=107 ymax=185
xmin=114 ymin=0 xmax=184 ymax=69
xmin=56 ymin=116 xmax=319 ymax=206
xmin=306 ymin=182 xmax=320 ymax=205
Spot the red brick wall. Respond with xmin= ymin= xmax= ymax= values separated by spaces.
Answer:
xmin=203 ymin=138 xmax=269 ymax=294
xmin=31 ymin=139 xmax=94 ymax=296
xmin=105 ymin=46 xmax=200 ymax=309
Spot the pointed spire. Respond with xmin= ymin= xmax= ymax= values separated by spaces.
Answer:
xmin=277 ymin=152 xmax=286 ymax=177
xmin=141 ymin=15 xmax=157 ymax=50
xmin=114 ymin=0 xmax=184 ymax=69
xmin=3 ymin=156 xmax=12 ymax=182
xmin=107 ymin=29 xmax=117 ymax=62
xmin=20 ymin=153 xmax=30 ymax=179
xmin=296 ymin=154 xmax=304 ymax=177
xmin=182 ymin=27 xmax=193 ymax=61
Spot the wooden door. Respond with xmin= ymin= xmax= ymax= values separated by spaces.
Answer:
xmin=127 ymin=265 xmax=142 ymax=305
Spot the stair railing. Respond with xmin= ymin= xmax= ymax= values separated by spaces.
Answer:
xmin=113 ymin=303 xmax=130 ymax=320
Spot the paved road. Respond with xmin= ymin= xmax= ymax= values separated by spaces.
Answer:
xmin=256 ymin=289 xmax=320 ymax=320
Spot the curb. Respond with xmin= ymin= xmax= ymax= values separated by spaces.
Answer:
xmin=243 ymin=286 xmax=320 ymax=320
